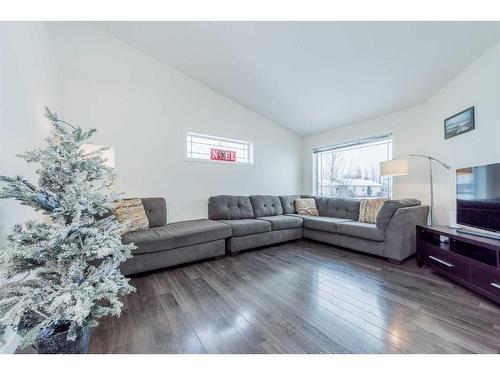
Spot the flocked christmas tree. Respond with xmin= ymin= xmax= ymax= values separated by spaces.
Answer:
xmin=0 ymin=108 xmax=135 ymax=349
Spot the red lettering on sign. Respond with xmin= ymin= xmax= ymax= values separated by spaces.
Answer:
xmin=210 ymin=148 xmax=237 ymax=162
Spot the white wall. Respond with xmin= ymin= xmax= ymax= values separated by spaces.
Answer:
xmin=3 ymin=22 xmax=499 ymax=228
xmin=0 ymin=22 xmax=64 ymax=242
xmin=303 ymin=40 xmax=500 ymax=225
xmin=46 ymin=23 xmax=302 ymax=223
xmin=0 ymin=21 xmax=64 ymax=354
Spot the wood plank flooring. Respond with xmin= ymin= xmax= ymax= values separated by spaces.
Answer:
xmin=88 ymin=240 xmax=500 ymax=354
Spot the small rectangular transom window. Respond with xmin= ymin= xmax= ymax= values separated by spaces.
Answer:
xmin=186 ymin=132 xmax=254 ymax=165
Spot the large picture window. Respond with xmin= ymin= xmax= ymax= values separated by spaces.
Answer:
xmin=314 ymin=134 xmax=393 ymax=198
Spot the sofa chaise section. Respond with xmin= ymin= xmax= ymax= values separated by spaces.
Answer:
xmin=123 ymin=219 xmax=230 ymax=255
xmin=121 ymin=198 xmax=231 ymax=275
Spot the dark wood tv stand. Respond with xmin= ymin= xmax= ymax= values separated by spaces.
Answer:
xmin=417 ymin=225 xmax=500 ymax=304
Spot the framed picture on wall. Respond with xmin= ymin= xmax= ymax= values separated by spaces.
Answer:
xmin=444 ymin=106 xmax=475 ymax=139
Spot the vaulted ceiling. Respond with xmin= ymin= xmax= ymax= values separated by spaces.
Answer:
xmin=93 ymin=21 xmax=500 ymax=136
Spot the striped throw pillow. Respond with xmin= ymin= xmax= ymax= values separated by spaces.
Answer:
xmin=114 ymin=199 xmax=150 ymax=234
xmin=294 ymin=198 xmax=319 ymax=216
xmin=358 ymin=198 xmax=387 ymax=224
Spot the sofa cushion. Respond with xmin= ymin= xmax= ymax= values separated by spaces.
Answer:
xmin=141 ymin=197 xmax=167 ymax=227
xmin=208 ymin=195 xmax=254 ymax=220
xmin=219 ymin=219 xmax=271 ymax=237
xmin=301 ymin=216 xmax=353 ymax=234
xmin=257 ymin=215 xmax=303 ymax=230
xmin=337 ymin=221 xmax=385 ymax=242
xmin=279 ymin=195 xmax=301 ymax=214
xmin=315 ymin=197 xmax=360 ymax=220
xmin=122 ymin=219 xmax=231 ymax=255
xmin=249 ymin=195 xmax=283 ymax=217
xmin=303 ymin=228 xmax=384 ymax=257
xmin=376 ymin=198 xmax=421 ymax=230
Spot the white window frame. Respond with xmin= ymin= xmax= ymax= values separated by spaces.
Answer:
xmin=185 ymin=131 xmax=254 ymax=166
xmin=312 ymin=133 xmax=393 ymax=198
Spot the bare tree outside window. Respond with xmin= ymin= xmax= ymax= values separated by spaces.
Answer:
xmin=315 ymin=136 xmax=392 ymax=199
xmin=318 ymin=151 xmax=353 ymax=198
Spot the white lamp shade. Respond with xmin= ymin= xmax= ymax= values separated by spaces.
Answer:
xmin=80 ymin=144 xmax=116 ymax=169
xmin=380 ymin=159 xmax=408 ymax=177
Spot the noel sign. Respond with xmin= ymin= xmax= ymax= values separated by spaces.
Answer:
xmin=210 ymin=148 xmax=237 ymax=162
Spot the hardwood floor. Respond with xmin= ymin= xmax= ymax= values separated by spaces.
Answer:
xmin=88 ymin=240 xmax=500 ymax=354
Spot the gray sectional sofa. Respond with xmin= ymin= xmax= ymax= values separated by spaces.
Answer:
xmin=208 ymin=195 xmax=429 ymax=264
xmin=120 ymin=198 xmax=231 ymax=275
xmin=121 ymin=195 xmax=428 ymax=275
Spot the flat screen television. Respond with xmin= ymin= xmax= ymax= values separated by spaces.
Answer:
xmin=456 ymin=162 xmax=500 ymax=234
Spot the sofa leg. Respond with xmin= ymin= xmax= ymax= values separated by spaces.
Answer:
xmin=230 ymin=251 xmax=240 ymax=257
xmin=387 ymin=258 xmax=401 ymax=265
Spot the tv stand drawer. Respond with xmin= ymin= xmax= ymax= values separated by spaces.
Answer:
xmin=470 ymin=264 xmax=500 ymax=298
xmin=422 ymin=244 xmax=469 ymax=280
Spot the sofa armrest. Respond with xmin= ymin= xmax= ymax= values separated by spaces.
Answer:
xmin=383 ymin=205 xmax=429 ymax=261
xmin=141 ymin=197 xmax=167 ymax=227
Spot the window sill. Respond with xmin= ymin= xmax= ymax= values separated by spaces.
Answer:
xmin=184 ymin=157 xmax=255 ymax=167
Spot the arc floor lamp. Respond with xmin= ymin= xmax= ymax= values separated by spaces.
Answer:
xmin=380 ymin=154 xmax=450 ymax=226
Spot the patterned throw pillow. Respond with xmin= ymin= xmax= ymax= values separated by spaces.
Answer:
xmin=358 ymin=198 xmax=387 ymax=224
xmin=294 ymin=198 xmax=319 ymax=216
xmin=114 ymin=199 xmax=149 ymax=234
